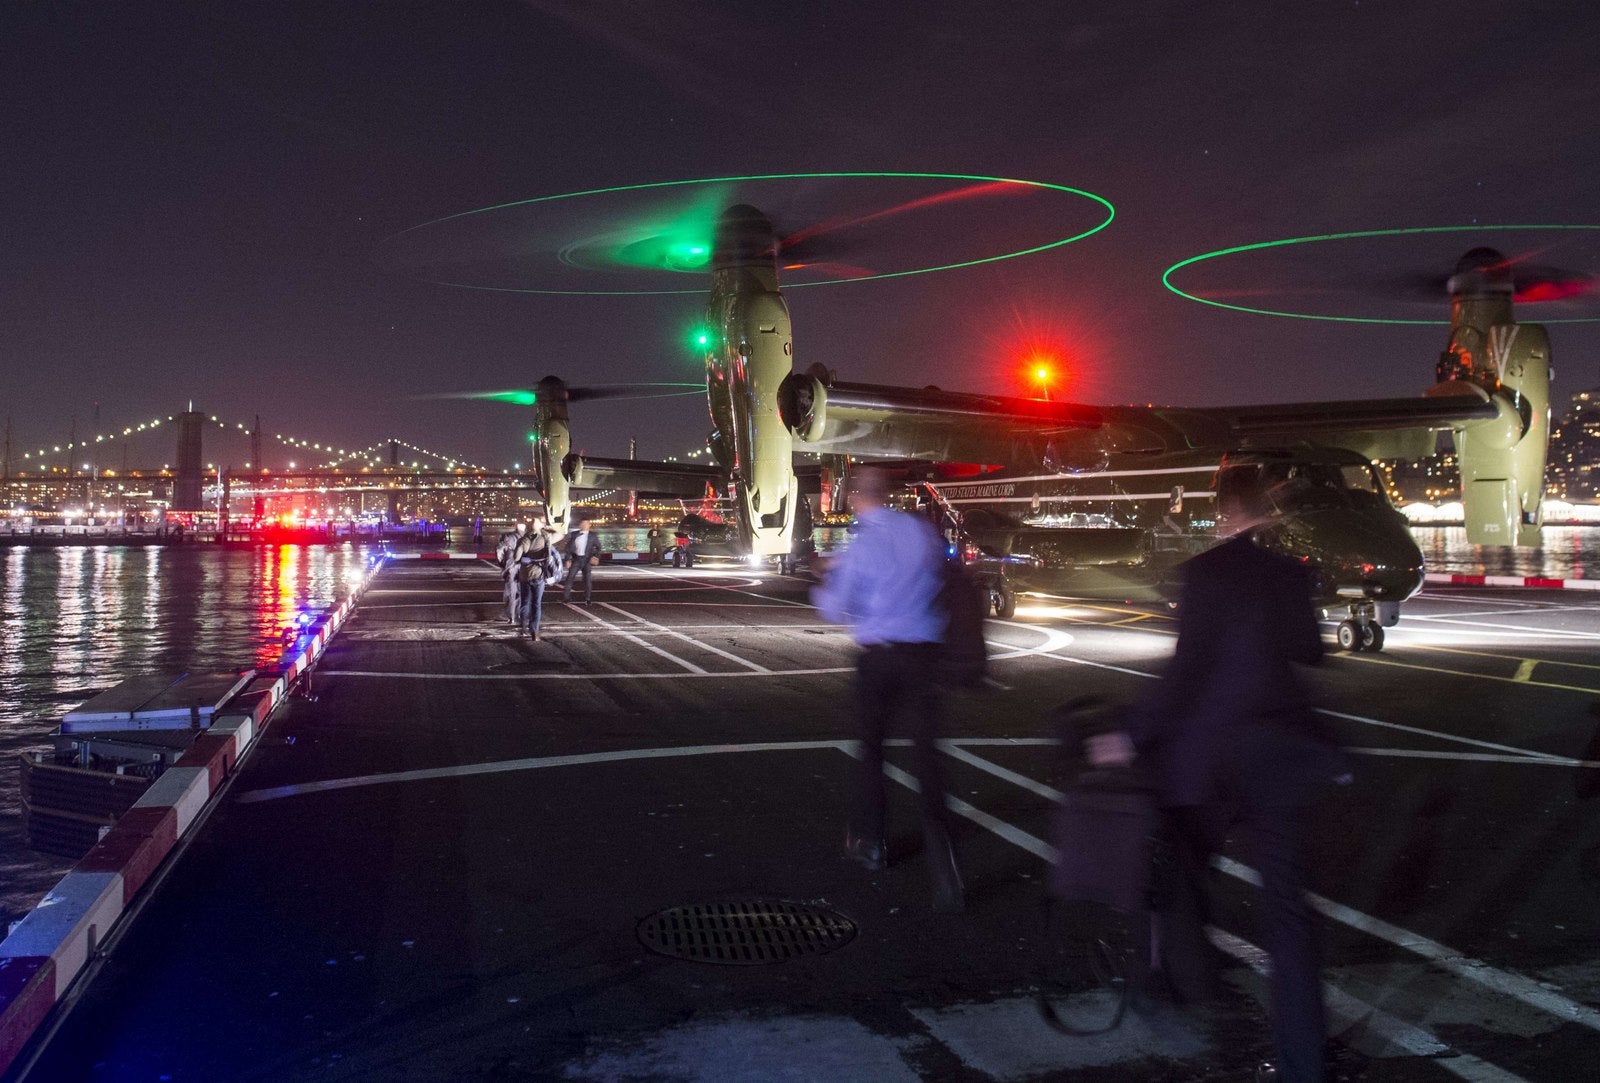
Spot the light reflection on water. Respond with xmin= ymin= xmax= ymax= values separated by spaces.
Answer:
xmin=0 ymin=543 xmax=374 ymax=926
xmin=1412 ymin=525 xmax=1600 ymax=580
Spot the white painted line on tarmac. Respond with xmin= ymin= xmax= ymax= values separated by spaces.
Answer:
xmin=939 ymin=741 xmax=1060 ymax=799
xmin=1209 ymin=928 xmax=1529 ymax=1082
xmin=361 ymin=602 xmax=506 ymax=610
xmin=642 ymin=566 xmax=814 ymax=607
xmin=1343 ymin=747 xmax=1600 ymax=768
xmin=599 ymin=603 xmax=770 ymax=673
xmin=986 ymin=624 xmax=1077 ymax=662
xmin=1213 ymin=856 xmax=1600 ymax=1037
xmin=948 ymin=741 xmax=1600 ymax=1040
xmin=1316 ymin=709 xmax=1571 ymax=763
xmin=565 ymin=603 xmax=708 ymax=674
xmin=1405 ymin=615 xmax=1600 ymax=641
xmin=1005 ymin=637 xmax=1575 ymax=764
xmin=570 ymin=599 xmax=829 ymax=609
xmin=235 ymin=740 xmax=857 ymax=803
xmin=367 ymin=589 xmax=504 ymax=595
xmin=1414 ymin=606 xmax=1599 ymax=618
xmin=841 ymin=747 xmax=1058 ymax=863
xmin=236 ymin=738 xmax=1043 ymax=804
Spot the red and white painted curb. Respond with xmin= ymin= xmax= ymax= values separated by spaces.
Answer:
xmin=1425 ymin=572 xmax=1600 ymax=591
xmin=0 ymin=555 xmax=389 ymax=1075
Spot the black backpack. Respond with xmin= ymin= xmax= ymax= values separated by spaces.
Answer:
xmin=938 ymin=559 xmax=988 ymax=689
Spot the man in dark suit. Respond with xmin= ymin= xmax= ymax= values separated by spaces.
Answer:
xmin=562 ymin=517 xmax=604 ymax=606
xmin=1091 ymin=479 xmax=1346 ymax=1083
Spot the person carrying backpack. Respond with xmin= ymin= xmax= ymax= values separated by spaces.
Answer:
xmin=513 ymin=515 xmax=557 ymax=640
xmin=813 ymin=466 xmax=965 ymax=913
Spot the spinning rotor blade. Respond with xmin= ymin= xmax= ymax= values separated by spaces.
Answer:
xmin=565 ymin=383 xmax=704 ymax=402
xmin=414 ymin=383 xmax=703 ymax=405
xmin=378 ymin=177 xmax=1039 ymax=290
xmin=1362 ymin=248 xmax=1597 ymax=303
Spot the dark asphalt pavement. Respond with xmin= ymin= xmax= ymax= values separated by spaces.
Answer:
xmin=13 ymin=559 xmax=1600 ymax=1081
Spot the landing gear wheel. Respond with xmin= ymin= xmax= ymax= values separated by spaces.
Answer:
xmin=993 ymin=585 xmax=1017 ymax=619
xmin=1360 ymin=624 xmax=1384 ymax=652
xmin=1336 ymin=620 xmax=1361 ymax=651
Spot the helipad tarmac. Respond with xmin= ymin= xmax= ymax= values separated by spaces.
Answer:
xmin=13 ymin=558 xmax=1600 ymax=1081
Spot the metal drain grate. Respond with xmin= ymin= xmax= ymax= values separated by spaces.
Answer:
xmin=637 ymin=899 xmax=857 ymax=965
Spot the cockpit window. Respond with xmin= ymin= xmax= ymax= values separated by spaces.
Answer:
xmin=1251 ymin=459 xmax=1387 ymax=509
xmin=1340 ymin=464 xmax=1382 ymax=494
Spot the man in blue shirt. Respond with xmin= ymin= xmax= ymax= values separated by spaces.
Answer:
xmin=814 ymin=467 xmax=963 ymax=912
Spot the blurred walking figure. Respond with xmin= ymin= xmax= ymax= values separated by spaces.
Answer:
xmin=513 ymin=515 xmax=557 ymax=639
xmin=563 ymin=517 xmax=604 ymax=605
xmin=1089 ymin=475 xmax=1348 ymax=1083
xmin=496 ymin=520 xmax=528 ymax=624
xmin=814 ymin=467 xmax=964 ymax=913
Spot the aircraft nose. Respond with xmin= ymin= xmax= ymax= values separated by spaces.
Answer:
xmin=1265 ymin=509 xmax=1425 ymax=602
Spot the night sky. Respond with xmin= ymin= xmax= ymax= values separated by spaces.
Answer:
xmin=5 ymin=1 xmax=1600 ymax=471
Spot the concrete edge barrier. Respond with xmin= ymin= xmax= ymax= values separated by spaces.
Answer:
xmin=1424 ymin=572 xmax=1600 ymax=591
xmin=130 ymin=767 xmax=211 ymax=838
xmin=0 ymin=959 xmax=53 ymax=1072
xmin=0 ymin=872 xmax=124 ymax=1002
xmin=0 ymin=554 xmax=389 ymax=1075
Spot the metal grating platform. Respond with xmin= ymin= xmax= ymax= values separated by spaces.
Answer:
xmin=637 ymin=899 xmax=857 ymax=965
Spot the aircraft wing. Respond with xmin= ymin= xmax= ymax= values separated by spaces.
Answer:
xmin=561 ymin=455 xmax=719 ymax=497
xmin=785 ymin=368 xmax=1503 ymax=464
xmin=784 ymin=377 xmax=1104 ymax=462
xmin=1199 ymin=384 xmax=1503 ymax=459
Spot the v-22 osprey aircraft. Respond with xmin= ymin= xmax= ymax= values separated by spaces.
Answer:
xmin=543 ymin=212 xmax=1551 ymax=653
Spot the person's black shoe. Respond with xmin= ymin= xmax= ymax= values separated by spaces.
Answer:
xmin=843 ymin=829 xmax=887 ymax=871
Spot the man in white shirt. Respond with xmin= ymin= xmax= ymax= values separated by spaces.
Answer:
xmin=562 ymin=518 xmax=604 ymax=605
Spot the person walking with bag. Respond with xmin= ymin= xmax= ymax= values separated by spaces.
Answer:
xmin=813 ymin=467 xmax=964 ymax=913
xmin=1088 ymin=477 xmax=1348 ymax=1083
xmin=513 ymin=516 xmax=557 ymax=639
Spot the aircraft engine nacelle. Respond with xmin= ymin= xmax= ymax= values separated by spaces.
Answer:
xmin=1450 ymin=323 xmax=1551 ymax=546
xmin=560 ymin=453 xmax=586 ymax=486
xmin=729 ymin=290 xmax=799 ymax=556
xmin=777 ymin=371 xmax=828 ymax=442
xmin=532 ymin=375 xmax=573 ymax=532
